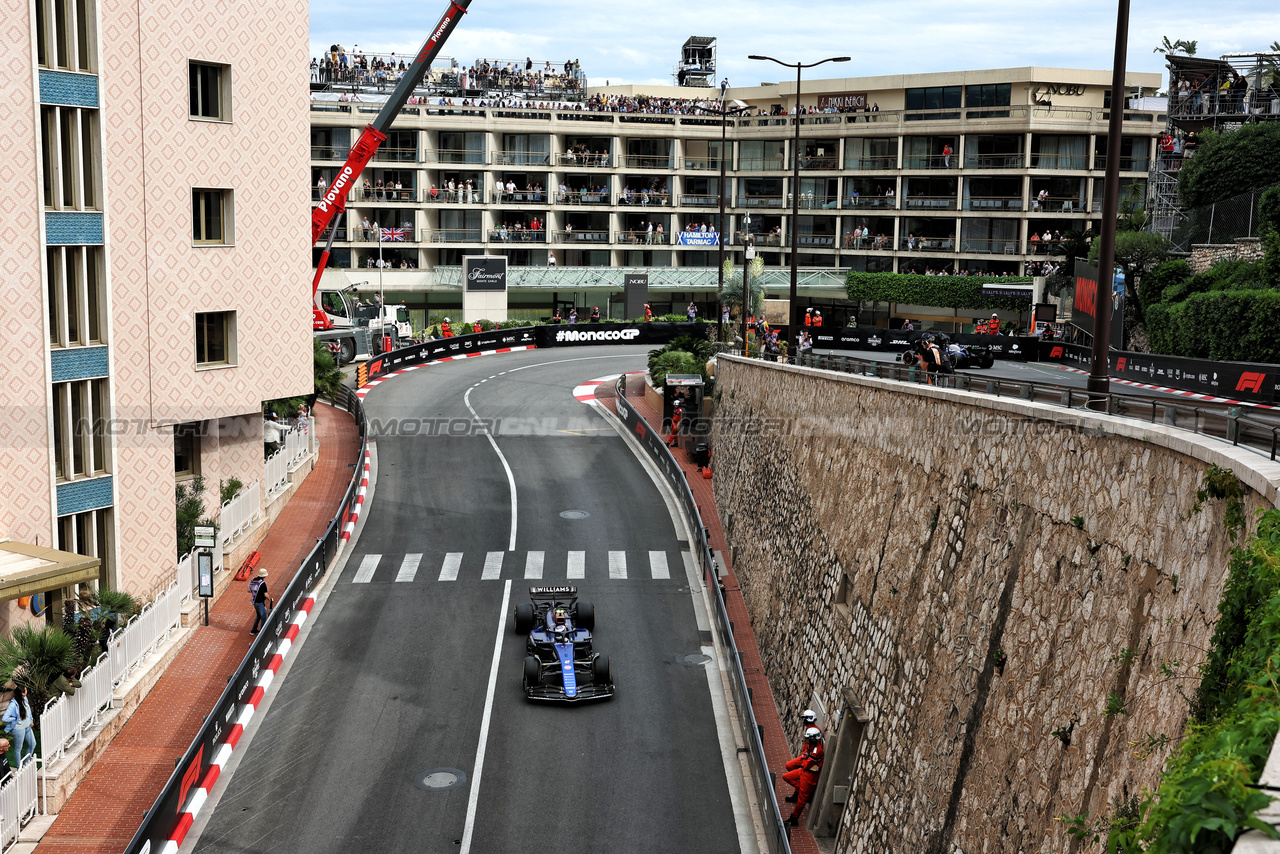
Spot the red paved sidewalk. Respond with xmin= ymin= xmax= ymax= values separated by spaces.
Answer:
xmin=603 ymin=383 xmax=820 ymax=854
xmin=35 ymin=403 xmax=361 ymax=854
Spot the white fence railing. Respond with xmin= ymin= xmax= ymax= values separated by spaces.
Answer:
xmin=0 ymin=756 xmax=38 ymax=848
xmin=265 ymin=448 xmax=289 ymax=499
xmin=218 ymin=480 xmax=261 ymax=551
xmin=283 ymin=424 xmax=311 ymax=471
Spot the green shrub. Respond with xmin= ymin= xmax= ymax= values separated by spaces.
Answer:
xmin=1178 ymin=124 xmax=1280 ymax=207
xmin=1139 ymin=259 xmax=1190 ymax=307
xmin=1148 ymin=290 xmax=1280 ymax=363
xmin=845 ymin=272 xmax=1032 ymax=311
xmin=650 ymin=351 xmax=704 ymax=387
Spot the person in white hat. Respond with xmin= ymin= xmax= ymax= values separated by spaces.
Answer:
xmin=248 ymin=566 xmax=273 ymax=635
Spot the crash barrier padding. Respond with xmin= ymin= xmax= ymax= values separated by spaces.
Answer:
xmin=124 ymin=387 xmax=368 ymax=854
xmin=613 ymin=377 xmax=793 ymax=854
xmin=367 ymin=322 xmax=712 ymax=380
xmin=1039 ymin=342 xmax=1279 ymax=406
xmin=813 ymin=326 xmax=1038 ymax=361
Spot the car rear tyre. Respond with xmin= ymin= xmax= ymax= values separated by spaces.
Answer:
xmin=524 ymin=656 xmax=541 ymax=687
xmin=514 ymin=603 xmax=534 ymax=634
xmin=980 ymin=354 xmax=994 ymax=369
xmin=592 ymin=654 xmax=611 ymax=683
xmin=338 ymin=337 xmax=356 ymax=365
xmin=575 ymin=601 xmax=595 ymax=630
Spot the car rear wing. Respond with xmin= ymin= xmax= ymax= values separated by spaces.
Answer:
xmin=528 ymin=585 xmax=577 ymax=603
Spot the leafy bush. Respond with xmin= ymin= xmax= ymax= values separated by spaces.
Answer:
xmin=0 ymin=624 xmax=76 ymax=720
xmin=1145 ymin=290 xmax=1280 ymax=363
xmin=845 ymin=273 xmax=1032 ymax=310
xmin=1140 ymin=259 xmax=1191 ymax=307
xmin=649 ymin=351 xmax=704 ymax=387
xmin=1178 ymin=124 xmax=1280 ymax=207
xmin=175 ymin=476 xmax=215 ymax=559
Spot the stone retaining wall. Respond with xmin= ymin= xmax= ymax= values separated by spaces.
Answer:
xmin=711 ymin=356 xmax=1280 ymax=854
xmin=1189 ymin=237 xmax=1265 ymax=273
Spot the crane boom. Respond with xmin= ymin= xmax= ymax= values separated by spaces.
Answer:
xmin=310 ymin=0 xmax=473 ymax=247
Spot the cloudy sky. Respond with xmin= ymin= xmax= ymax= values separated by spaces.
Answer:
xmin=310 ymin=0 xmax=1278 ymax=90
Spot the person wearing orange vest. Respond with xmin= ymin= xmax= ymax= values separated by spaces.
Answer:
xmin=441 ymin=317 xmax=453 ymax=338
xmin=813 ymin=310 xmax=823 ymax=328
xmin=667 ymin=401 xmax=683 ymax=447
xmin=590 ymin=306 xmax=600 ymax=322
xmin=644 ymin=303 xmax=653 ymax=322
xmin=804 ymin=308 xmax=813 ymax=327
xmin=472 ymin=320 xmax=482 ymax=334
xmin=782 ymin=727 xmax=825 ymax=825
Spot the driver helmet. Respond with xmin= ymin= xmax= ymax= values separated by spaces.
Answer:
xmin=804 ymin=726 xmax=822 ymax=742
xmin=801 ymin=709 xmax=818 ymax=725
xmin=553 ymin=608 xmax=568 ymax=626
xmin=554 ymin=624 xmax=568 ymax=638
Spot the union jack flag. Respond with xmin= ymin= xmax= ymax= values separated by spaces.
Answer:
xmin=380 ymin=228 xmax=405 ymax=242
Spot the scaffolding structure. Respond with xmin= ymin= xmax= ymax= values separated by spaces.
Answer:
xmin=1150 ymin=51 xmax=1280 ymax=245
xmin=673 ymin=36 xmax=716 ymax=88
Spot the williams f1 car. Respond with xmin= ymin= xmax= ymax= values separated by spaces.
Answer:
xmin=513 ymin=586 xmax=614 ymax=702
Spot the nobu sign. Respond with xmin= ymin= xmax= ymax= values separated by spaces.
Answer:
xmin=464 ymin=256 xmax=507 ymax=292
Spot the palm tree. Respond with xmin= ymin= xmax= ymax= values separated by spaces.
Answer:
xmin=715 ymin=256 xmax=765 ymax=318
xmin=1153 ymin=37 xmax=1198 ymax=56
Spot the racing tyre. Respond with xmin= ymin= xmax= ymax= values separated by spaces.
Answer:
xmin=575 ymin=601 xmax=595 ymax=631
xmin=980 ymin=354 xmax=994 ymax=369
xmin=524 ymin=656 xmax=541 ymax=687
xmin=513 ymin=603 xmax=535 ymax=634
xmin=592 ymin=654 xmax=611 ymax=684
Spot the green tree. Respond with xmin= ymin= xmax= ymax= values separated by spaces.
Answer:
xmin=717 ymin=256 xmax=765 ymax=318
xmin=0 ymin=623 xmax=76 ymax=717
xmin=649 ymin=351 xmax=705 ymax=387
xmin=1177 ymin=124 xmax=1280 ymax=207
xmin=1089 ymin=231 xmax=1172 ymax=322
xmin=175 ymin=476 xmax=215 ymax=559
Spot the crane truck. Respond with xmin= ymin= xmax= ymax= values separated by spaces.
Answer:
xmin=311 ymin=0 xmax=474 ymax=363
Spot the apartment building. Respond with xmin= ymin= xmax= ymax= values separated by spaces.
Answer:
xmin=0 ymin=0 xmax=312 ymax=629
xmin=310 ymin=64 xmax=1163 ymax=323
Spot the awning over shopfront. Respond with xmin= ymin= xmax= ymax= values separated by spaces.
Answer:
xmin=0 ymin=541 xmax=101 ymax=603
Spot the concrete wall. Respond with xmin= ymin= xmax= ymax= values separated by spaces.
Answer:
xmin=1189 ymin=238 xmax=1266 ymax=273
xmin=711 ymin=356 xmax=1280 ymax=854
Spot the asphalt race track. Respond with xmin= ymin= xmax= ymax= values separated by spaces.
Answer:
xmin=192 ymin=346 xmax=742 ymax=854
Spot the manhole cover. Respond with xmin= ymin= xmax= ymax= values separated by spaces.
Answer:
xmin=678 ymin=653 xmax=713 ymax=668
xmin=413 ymin=768 xmax=467 ymax=792
xmin=559 ymin=510 xmax=590 ymax=520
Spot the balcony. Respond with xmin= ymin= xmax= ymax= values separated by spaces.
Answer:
xmin=966 ymin=196 xmax=1023 ymax=211
xmin=424 ymin=149 xmax=486 ymax=165
xmin=736 ymin=194 xmax=784 ymax=209
xmin=900 ymin=237 xmax=954 ymax=252
xmin=738 ymin=157 xmax=788 ymax=171
xmin=489 ymin=228 xmax=547 ymax=243
xmin=1029 ymin=196 xmax=1084 ymax=213
xmin=682 ymin=156 xmax=728 ymax=171
xmin=557 ymin=152 xmax=612 ymax=167
xmin=731 ymin=232 xmax=784 ymax=247
xmin=551 ymin=230 xmax=611 ymax=243
xmin=617 ymin=230 xmax=672 ymax=245
xmin=490 ymin=190 xmax=549 ymax=204
xmin=794 ymin=194 xmax=840 ymax=210
xmin=903 ymin=195 xmax=958 ymax=211
xmin=492 ymin=151 xmax=552 ymax=166
xmin=430 ymin=187 xmax=484 ymax=204
xmin=903 ymin=154 xmax=958 ymax=170
xmin=797 ymin=156 xmax=839 ymax=171
xmin=963 ymin=153 xmax=1025 ymax=169
xmin=310 ymin=144 xmax=350 ymax=161
xmin=845 ymin=195 xmax=897 ymax=210
xmin=555 ymin=190 xmax=610 ymax=205
xmin=958 ymin=238 xmax=1020 ymax=254
xmin=843 ymin=156 xmax=897 ymax=170
xmin=841 ymin=234 xmax=894 ymax=250
xmin=342 ymin=186 xmax=421 ymax=203
xmin=1029 ymin=154 xmax=1088 ymax=170
xmin=351 ymin=226 xmax=418 ymax=242
xmin=423 ymin=229 xmax=484 ymax=243
xmin=371 ymin=147 xmax=418 ymax=163
xmin=679 ymin=194 xmax=721 ymax=207
xmin=618 ymin=191 xmax=671 ymax=206
xmin=1092 ymin=156 xmax=1151 ymax=172
xmin=619 ymin=155 xmax=673 ymax=169
xmin=796 ymin=234 xmax=836 ymax=248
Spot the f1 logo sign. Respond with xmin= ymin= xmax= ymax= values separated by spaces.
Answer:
xmin=1116 ymin=357 xmax=1127 ymax=371
xmin=1236 ymin=372 xmax=1266 ymax=393
xmin=1049 ymin=346 xmax=1063 ymax=358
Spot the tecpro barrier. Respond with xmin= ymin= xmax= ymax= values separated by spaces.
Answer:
xmin=814 ymin=326 xmax=1039 ymax=361
xmin=123 ymin=387 xmax=368 ymax=854
xmin=367 ymin=322 xmax=711 ymax=379
xmin=613 ymin=379 xmax=793 ymax=854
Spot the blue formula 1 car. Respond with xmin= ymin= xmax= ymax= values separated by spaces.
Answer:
xmin=512 ymin=586 xmax=614 ymax=702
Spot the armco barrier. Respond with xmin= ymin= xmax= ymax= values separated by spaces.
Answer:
xmin=367 ymin=321 xmax=711 ymax=380
xmin=613 ymin=376 xmax=792 ymax=854
xmin=123 ymin=388 xmax=367 ymax=854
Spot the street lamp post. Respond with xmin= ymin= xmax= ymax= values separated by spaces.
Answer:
xmin=704 ymin=102 xmax=752 ymax=335
xmin=742 ymin=238 xmax=755 ymax=355
xmin=749 ymin=54 xmax=850 ymax=342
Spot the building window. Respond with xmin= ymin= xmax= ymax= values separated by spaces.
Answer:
xmin=52 ymin=378 xmax=109 ymax=481
xmin=904 ymin=86 xmax=961 ymax=121
xmin=40 ymin=106 xmax=99 ymax=211
xmin=47 ymin=245 xmax=105 ymax=348
xmin=965 ymin=83 xmax=1011 ymax=118
xmin=174 ymin=424 xmax=202 ymax=479
xmin=35 ymin=0 xmax=95 ymax=72
xmin=192 ymin=188 xmax=233 ymax=245
xmin=57 ymin=507 xmax=112 ymax=587
xmin=189 ymin=61 xmax=231 ymax=121
xmin=195 ymin=310 xmax=236 ymax=367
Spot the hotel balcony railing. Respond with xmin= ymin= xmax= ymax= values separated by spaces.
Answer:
xmin=1092 ymin=156 xmax=1150 ymax=172
xmin=423 ymin=229 xmax=484 ymax=243
xmin=617 ymin=230 xmax=671 ymax=245
xmin=736 ymin=194 xmax=785 ymax=208
xmin=555 ymin=190 xmax=611 ymax=205
xmin=423 ymin=149 xmax=486 ymax=165
xmin=617 ymin=192 xmax=671 ymax=206
xmin=679 ymin=194 xmax=722 ymax=207
xmin=489 ymin=228 xmax=547 ymax=243
xmin=796 ymin=156 xmax=839 ymax=171
xmin=682 ymin=156 xmax=727 ymax=171
xmin=965 ymin=196 xmax=1023 ymax=211
xmin=491 ymin=151 xmax=552 ymax=166
xmin=550 ymin=230 xmax=611 ymax=243
xmin=427 ymin=188 xmax=484 ymax=203
xmin=963 ymin=153 xmax=1025 ymax=169
xmin=738 ymin=157 xmax=789 ymax=171
xmin=794 ymin=194 xmax=840 ymax=210
xmin=840 ymin=234 xmax=893 ymax=250
xmin=371 ymin=147 xmax=419 ymax=163
xmin=843 ymin=156 xmax=897 ymax=170
xmin=1029 ymin=154 xmax=1089 ymax=170
xmin=903 ymin=195 xmax=958 ymax=210
xmin=351 ymin=226 xmax=417 ymax=242
xmin=1029 ymin=196 xmax=1085 ymax=213
xmin=618 ymin=155 xmax=674 ymax=169
xmin=311 ymin=145 xmax=350 ymax=161
xmin=900 ymin=237 xmax=955 ymax=252
xmin=1027 ymin=238 xmax=1066 ymax=254
xmin=902 ymin=154 xmax=959 ymax=170
xmin=731 ymin=232 xmax=784 ymax=247
xmin=957 ymin=238 xmax=1020 ymax=254
xmin=845 ymin=195 xmax=898 ymax=210
xmin=557 ymin=152 xmax=612 ymax=167
xmin=338 ymin=186 xmax=420 ymax=203
xmin=490 ymin=190 xmax=549 ymax=204
xmin=795 ymin=234 xmax=837 ymax=247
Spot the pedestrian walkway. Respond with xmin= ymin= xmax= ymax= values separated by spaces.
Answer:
xmin=34 ymin=403 xmax=361 ymax=854
xmin=345 ymin=549 xmax=689 ymax=583
xmin=604 ymin=384 xmax=821 ymax=854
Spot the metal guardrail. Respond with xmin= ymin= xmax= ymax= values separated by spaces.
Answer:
xmin=612 ymin=377 xmax=792 ymax=854
xmin=796 ymin=351 xmax=1280 ymax=461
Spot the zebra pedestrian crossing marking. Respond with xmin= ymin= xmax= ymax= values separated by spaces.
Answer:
xmin=347 ymin=550 xmax=685 ymax=583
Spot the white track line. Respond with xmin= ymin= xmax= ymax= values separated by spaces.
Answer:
xmin=609 ymin=550 xmax=627 ymax=579
xmin=464 ymin=385 xmax=519 ymax=551
xmin=566 ymin=551 xmax=585 ymax=579
xmin=459 ymin=580 xmax=512 ymax=854
xmin=524 ymin=550 xmax=544 ymax=579
xmin=352 ymin=554 xmax=380 ymax=584
xmin=439 ymin=552 xmax=463 ymax=582
xmin=649 ymin=551 xmax=670 ymax=579
xmin=396 ymin=554 xmax=421 ymax=583
xmin=482 ymin=551 xmax=504 ymax=580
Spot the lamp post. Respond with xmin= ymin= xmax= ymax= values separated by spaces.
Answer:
xmin=749 ymin=54 xmax=850 ymax=342
xmin=742 ymin=237 xmax=755 ymax=355
xmin=701 ymin=101 xmax=753 ymax=334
